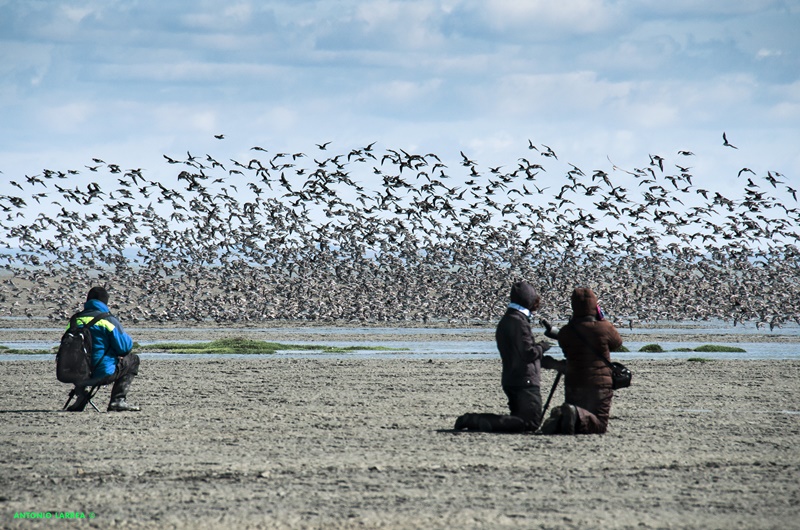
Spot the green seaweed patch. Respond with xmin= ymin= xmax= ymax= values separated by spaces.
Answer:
xmin=687 ymin=357 xmax=713 ymax=363
xmin=637 ymin=343 xmax=746 ymax=353
xmin=0 ymin=345 xmax=52 ymax=355
xmin=138 ymin=337 xmax=406 ymax=354
xmin=612 ymin=345 xmax=630 ymax=352
xmin=692 ymin=344 xmax=746 ymax=353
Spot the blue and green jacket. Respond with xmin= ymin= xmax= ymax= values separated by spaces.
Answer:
xmin=71 ymin=299 xmax=133 ymax=379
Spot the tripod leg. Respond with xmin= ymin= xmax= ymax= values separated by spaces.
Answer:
xmin=541 ymin=372 xmax=562 ymax=419
xmin=87 ymin=386 xmax=102 ymax=412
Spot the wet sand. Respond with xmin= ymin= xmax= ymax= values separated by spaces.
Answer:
xmin=1 ymin=356 xmax=799 ymax=529
xmin=2 ymin=318 xmax=799 ymax=346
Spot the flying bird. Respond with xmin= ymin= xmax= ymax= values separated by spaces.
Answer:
xmin=460 ymin=151 xmax=476 ymax=167
xmin=540 ymin=144 xmax=558 ymax=159
xmin=722 ymin=132 xmax=738 ymax=149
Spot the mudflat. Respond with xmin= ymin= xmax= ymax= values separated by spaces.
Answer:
xmin=1 ymin=358 xmax=799 ymax=529
xmin=2 ymin=318 xmax=799 ymax=346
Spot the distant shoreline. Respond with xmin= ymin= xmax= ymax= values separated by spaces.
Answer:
xmin=1 ymin=318 xmax=798 ymax=345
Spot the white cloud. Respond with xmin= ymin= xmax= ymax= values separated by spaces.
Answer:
xmin=631 ymin=0 xmax=788 ymax=17
xmin=224 ymin=3 xmax=254 ymax=22
xmin=451 ymin=0 xmax=623 ymax=39
xmin=492 ymin=71 xmax=632 ymax=116
xmin=38 ymin=102 xmax=94 ymax=133
xmin=0 ymin=0 xmax=798 ymax=189
xmin=180 ymin=2 xmax=256 ymax=31
xmin=61 ymin=5 xmax=94 ymax=23
xmin=376 ymin=78 xmax=443 ymax=104
xmin=93 ymin=60 xmax=288 ymax=84
xmin=756 ymin=48 xmax=783 ymax=59
xmin=107 ymin=104 xmax=218 ymax=141
xmin=768 ymin=101 xmax=800 ymax=121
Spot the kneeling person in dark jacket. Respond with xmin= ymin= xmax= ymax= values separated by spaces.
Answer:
xmin=67 ymin=287 xmax=141 ymax=412
xmin=454 ymin=281 xmax=554 ymax=433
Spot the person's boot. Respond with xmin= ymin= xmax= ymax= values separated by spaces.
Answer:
xmin=65 ymin=387 xmax=91 ymax=412
xmin=107 ymin=398 xmax=140 ymax=412
xmin=107 ymin=375 xmax=140 ymax=412
xmin=559 ymin=404 xmax=578 ymax=435
xmin=454 ymin=413 xmax=476 ymax=430
xmin=538 ymin=407 xmax=563 ymax=435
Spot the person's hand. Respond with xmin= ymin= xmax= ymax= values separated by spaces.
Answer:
xmin=540 ymin=319 xmax=552 ymax=331
xmin=537 ymin=340 xmax=552 ymax=353
xmin=541 ymin=355 xmax=565 ymax=373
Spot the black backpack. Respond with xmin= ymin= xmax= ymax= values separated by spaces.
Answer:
xmin=56 ymin=312 xmax=110 ymax=384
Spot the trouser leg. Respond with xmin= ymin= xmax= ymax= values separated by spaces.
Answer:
xmin=505 ymin=385 xmax=543 ymax=431
xmin=454 ymin=386 xmax=541 ymax=433
xmin=109 ymin=374 xmax=133 ymax=401
xmin=455 ymin=412 xmax=524 ymax=431
xmin=564 ymin=387 xmax=613 ymax=434
xmin=108 ymin=354 xmax=141 ymax=412
xmin=454 ymin=413 xmax=478 ymax=430
xmin=109 ymin=354 xmax=139 ymax=399
xmin=472 ymin=413 xmax=527 ymax=432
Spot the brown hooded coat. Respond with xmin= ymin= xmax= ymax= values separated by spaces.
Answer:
xmin=556 ymin=287 xmax=623 ymax=434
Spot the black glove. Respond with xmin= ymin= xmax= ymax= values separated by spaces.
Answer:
xmin=540 ymin=319 xmax=551 ymax=331
xmin=537 ymin=340 xmax=552 ymax=353
xmin=541 ymin=355 xmax=566 ymax=373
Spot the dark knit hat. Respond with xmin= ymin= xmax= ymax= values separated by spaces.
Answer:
xmin=86 ymin=286 xmax=109 ymax=305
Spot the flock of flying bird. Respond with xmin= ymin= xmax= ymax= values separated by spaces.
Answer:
xmin=0 ymin=134 xmax=798 ymax=329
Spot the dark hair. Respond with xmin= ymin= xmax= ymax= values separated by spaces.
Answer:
xmin=86 ymin=286 xmax=109 ymax=305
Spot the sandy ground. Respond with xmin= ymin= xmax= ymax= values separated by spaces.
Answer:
xmin=1 ymin=356 xmax=799 ymax=529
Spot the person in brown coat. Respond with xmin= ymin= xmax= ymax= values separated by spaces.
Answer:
xmin=539 ymin=287 xmax=623 ymax=434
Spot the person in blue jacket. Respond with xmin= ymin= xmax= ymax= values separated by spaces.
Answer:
xmin=66 ymin=286 xmax=141 ymax=412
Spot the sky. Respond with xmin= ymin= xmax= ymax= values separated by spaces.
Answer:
xmin=1 ymin=0 xmax=799 ymax=200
